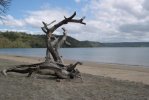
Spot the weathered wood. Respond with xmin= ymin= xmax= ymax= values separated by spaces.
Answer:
xmin=2 ymin=12 xmax=85 ymax=80
xmin=2 ymin=61 xmax=82 ymax=79
xmin=67 ymin=62 xmax=82 ymax=72
xmin=55 ymin=28 xmax=69 ymax=49
xmin=41 ymin=12 xmax=86 ymax=63
xmin=53 ymin=28 xmax=70 ymax=64
xmin=50 ymin=11 xmax=86 ymax=33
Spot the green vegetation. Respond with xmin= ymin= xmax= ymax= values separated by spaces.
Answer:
xmin=0 ymin=31 xmax=149 ymax=48
xmin=0 ymin=31 xmax=101 ymax=48
xmin=2 ymin=31 xmax=148 ymax=48
xmin=0 ymin=31 xmax=46 ymax=48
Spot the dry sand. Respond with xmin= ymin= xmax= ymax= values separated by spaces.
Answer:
xmin=0 ymin=55 xmax=149 ymax=85
xmin=0 ymin=55 xmax=149 ymax=100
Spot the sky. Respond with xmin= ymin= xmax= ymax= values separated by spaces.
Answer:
xmin=0 ymin=0 xmax=149 ymax=42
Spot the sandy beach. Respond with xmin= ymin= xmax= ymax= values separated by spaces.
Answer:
xmin=0 ymin=55 xmax=149 ymax=85
xmin=0 ymin=55 xmax=149 ymax=100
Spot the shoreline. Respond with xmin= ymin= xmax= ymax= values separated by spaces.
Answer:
xmin=0 ymin=54 xmax=149 ymax=85
xmin=1 ymin=54 xmax=149 ymax=68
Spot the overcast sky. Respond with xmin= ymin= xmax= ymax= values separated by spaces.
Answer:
xmin=0 ymin=0 xmax=149 ymax=42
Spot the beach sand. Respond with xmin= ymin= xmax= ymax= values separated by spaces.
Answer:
xmin=0 ymin=55 xmax=149 ymax=100
xmin=0 ymin=55 xmax=149 ymax=85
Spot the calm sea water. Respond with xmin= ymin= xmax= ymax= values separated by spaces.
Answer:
xmin=0 ymin=48 xmax=149 ymax=66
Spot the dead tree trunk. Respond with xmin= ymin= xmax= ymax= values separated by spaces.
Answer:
xmin=2 ymin=12 xmax=86 ymax=80
xmin=42 ymin=11 xmax=86 ymax=63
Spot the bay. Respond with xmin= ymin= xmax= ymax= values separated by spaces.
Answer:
xmin=0 ymin=47 xmax=149 ymax=66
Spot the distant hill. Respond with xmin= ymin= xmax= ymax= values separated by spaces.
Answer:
xmin=61 ymin=36 xmax=102 ymax=47
xmin=101 ymin=42 xmax=149 ymax=47
xmin=0 ymin=31 xmax=46 ymax=48
xmin=0 ymin=31 xmax=101 ymax=48
xmin=1 ymin=31 xmax=149 ymax=48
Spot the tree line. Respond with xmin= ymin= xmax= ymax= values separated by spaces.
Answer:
xmin=0 ymin=31 xmax=102 ymax=48
xmin=0 ymin=31 xmax=46 ymax=48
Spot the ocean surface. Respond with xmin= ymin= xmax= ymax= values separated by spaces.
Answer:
xmin=0 ymin=47 xmax=149 ymax=66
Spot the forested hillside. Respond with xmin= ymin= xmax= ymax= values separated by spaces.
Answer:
xmin=0 ymin=31 xmax=101 ymax=48
xmin=0 ymin=31 xmax=46 ymax=48
xmin=1 ymin=31 xmax=149 ymax=48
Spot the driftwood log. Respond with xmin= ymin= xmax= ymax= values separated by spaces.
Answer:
xmin=1 ymin=12 xmax=86 ymax=80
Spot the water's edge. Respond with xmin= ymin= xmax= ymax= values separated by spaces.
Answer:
xmin=0 ymin=48 xmax=149 ymax=66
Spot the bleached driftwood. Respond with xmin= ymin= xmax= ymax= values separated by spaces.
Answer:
xmin=2 ymin=12 xmax=86 ymax=80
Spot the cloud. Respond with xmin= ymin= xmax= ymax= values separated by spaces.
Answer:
xmin=24 ymin=8 xmax=69 ymax=28
xmin=1 ymin=15 xmax=25 ymax=27
xmin=0 ymin=28 xmax=40 ymax=34
xmin=143 ymin=0 xmax=149 ymax=11
xmin=0 ymin=8 xmax=70 ymax=34
xmin=0 ymin=7 xmax=70 ymax=28
xmin=79 ymin=0 xmax=149 ymax=42
xmin=75 ymin=0 xmax=81 ymax=3
xmin=119 ymin=20 xmax=149 ymax=33
xmin=1 ymin=0 xmax=149 ymax=42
